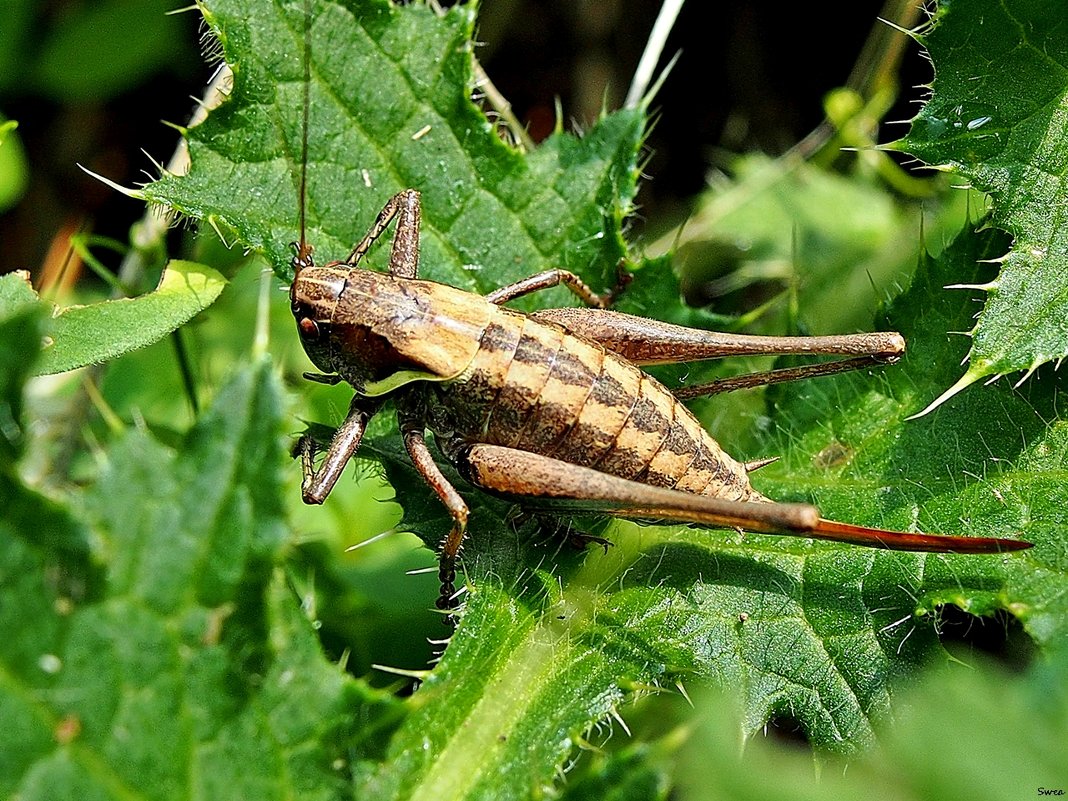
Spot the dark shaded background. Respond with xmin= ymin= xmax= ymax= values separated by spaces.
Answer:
xmin=0 ymin=0 xmax=925 ymax=284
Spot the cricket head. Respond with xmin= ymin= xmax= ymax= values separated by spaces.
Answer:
xmin=289 ymin=260 xmax=491 ymax=396
xmin=289 ymin=243 xmax=342 ymax=377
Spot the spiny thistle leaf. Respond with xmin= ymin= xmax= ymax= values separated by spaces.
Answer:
xmin=894 ymin=0 xmax=1068 ymax=412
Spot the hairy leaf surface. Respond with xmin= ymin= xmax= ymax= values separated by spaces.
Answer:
xmin=40 ymin=260 xmax=226 ymax=374
xmin=355 ymin=227 xmax=1063 ymax=800
xmin=0 ymin=262 xmax=225 ymax=376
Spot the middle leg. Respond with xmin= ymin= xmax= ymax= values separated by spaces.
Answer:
xmin=397 ymin=402 xmax=470 ymax=621
xmin=485 ymin=266 xmax=629 ymax=309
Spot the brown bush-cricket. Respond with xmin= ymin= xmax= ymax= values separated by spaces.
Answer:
xmin=287 ymin=6 xmax=1031 ymax=622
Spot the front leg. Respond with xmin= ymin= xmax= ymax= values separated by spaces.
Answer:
xmin=297 ymin=395 xmax=380 ymax=504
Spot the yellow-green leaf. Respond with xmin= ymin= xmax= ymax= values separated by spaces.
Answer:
xmin=36 ymin=260 xmax=226 ymax=375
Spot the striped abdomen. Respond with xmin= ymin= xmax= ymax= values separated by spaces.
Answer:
xmin=423 ymin=306 xmax=762 ymax=502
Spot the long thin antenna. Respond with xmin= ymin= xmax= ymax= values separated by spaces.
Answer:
xmin=292 ymin=0 xmax=314 ymax=274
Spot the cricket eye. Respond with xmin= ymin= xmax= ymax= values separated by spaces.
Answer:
xmin=298 ymin=316 xmax=321 ymax=340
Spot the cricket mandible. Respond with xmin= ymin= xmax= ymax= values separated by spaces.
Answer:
xmin=288 ymin=189 xmax=1031 ymax=617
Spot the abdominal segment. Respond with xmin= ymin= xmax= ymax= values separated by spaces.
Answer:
xmin=425 ymin=308 xmax=759 ymax=503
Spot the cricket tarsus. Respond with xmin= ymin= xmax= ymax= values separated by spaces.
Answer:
xmin=289 ymin=189 xmax=1032 ymax=626
xmin=302 ymin=371 xmax=342 ymax=385
xmin=399 ymin=402 xmax=469 ymax=618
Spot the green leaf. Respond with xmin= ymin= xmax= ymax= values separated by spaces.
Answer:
xmin=757 ymin=225 xmax=1066 ymax=649
xmin=0 ymin=269 xmax=39 ymax=317
xmin=1 ymin=360 xmax=402 ymax=799
xmin=145 ymin=0 xmax=642 ymax=304
xmin=0 ymin=515 xmax=92 ymax=795
xmin=0 ymin=118 xmax=28 ymax=212
xmin=0 ymin=272 xmax=43 ymax=464
xmin=34 ymin=260 xmax=226 ymax=375
xmin=672 ymin=650 xmax=1068 ymax=801
xmin=666 ymin=153 xmax=963 ymax=333
xmin=894 ymin=0 xmax=1068 ymax=408
xmin=558 ymin=742 xmax=673 ymax=801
